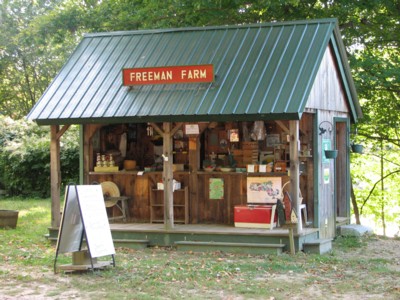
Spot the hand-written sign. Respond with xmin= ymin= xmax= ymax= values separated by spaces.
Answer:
xmin=122 ymin=65 xmax=214 ymax=85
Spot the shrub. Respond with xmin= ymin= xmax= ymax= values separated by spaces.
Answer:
xmin=0 ymin=116 xmax=79 ymax=197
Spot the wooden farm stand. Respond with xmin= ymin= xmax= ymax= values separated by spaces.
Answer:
xmin=28 ymin=19 xmax=362 ymax=254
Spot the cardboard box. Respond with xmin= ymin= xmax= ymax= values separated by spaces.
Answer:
xmin=247 ymin=164 xmax=258 ymax=173
xmin=234 ymin=205 xmax=277 ymax=229
xmin=172 ymin=164 xmax=184 ymax=172
xmin=274 ymin=161 xmax=287 ymax=172
xmin=72 ymin=250 xmax=97 ymax=265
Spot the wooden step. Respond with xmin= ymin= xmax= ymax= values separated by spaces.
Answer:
xmin=303 ymin=239 xmax=332 ymax=254
xmin=175 ymin=241 xmax=285 ymax=255
xmin=46 ymin=233 xmax=150 ymax=250
xmin=113 ymin=239 xmax=150 ymax=250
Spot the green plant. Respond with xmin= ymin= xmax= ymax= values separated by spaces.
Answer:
xmin=0 ymin=116 xmax=79 ymax=197
xmin=333 ymin=235 xmax=367 ymax=251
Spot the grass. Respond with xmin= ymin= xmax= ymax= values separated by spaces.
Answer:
xmin=1 ymin=197 xmax=400 ymax=299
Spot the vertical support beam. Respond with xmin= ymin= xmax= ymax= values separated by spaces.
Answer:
xmin=163 ymin=122 xmax=174 ymax=229
xmin=289 ymin=120 xmax=302 ymax=232
xmin=82 ymin=124 xmax=103 ymax=184
xmin=80 ymin=125 xmax=86 ymax=185
xmin=50 ymin=125 xmax=61 ymax=228
xmin=188 ymin=137 xmax=199 ymax=223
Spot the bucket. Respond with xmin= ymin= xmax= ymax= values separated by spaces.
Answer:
xmin=324 ymin=150 xmax=338 ymax=159
xmin=0 ymin=210 xmax=19 ymax=229
xmin=351 ymin=144 xmax=363 ymax=154
xmin=123 ymin=160 xmax=137 ymax=171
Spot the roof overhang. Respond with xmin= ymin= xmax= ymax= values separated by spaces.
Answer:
xmin=27 ymin=19 xmax=361 ymax=126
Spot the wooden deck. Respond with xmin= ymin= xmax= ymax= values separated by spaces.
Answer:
xmin=107 ymin=223 xmax=320 ymax=254
xmin=47 ymin=223 xmax=321 ymax=254
xmin=109 ymin=222 xmax=317 ymax=236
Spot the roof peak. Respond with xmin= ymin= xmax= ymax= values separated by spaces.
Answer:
xmin=84 ymin=18 xmax=338 ymax=38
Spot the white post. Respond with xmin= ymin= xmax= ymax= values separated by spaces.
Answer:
xmin=163 ymin=122 xmax=174 ymax=229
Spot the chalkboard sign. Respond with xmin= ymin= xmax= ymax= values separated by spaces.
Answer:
xmin=55 ymin=185 xmax=115 ymax=269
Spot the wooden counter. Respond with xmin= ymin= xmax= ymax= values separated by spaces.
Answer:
xmin=87 ymin=170 xmax=288 ymax=224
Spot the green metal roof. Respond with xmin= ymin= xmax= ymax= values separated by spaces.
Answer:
xmin=27 ymin=18 xmax=361 ymax=125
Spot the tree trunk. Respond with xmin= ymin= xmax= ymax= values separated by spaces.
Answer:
xmin=350 ymin=178 xmax=360 ymax=224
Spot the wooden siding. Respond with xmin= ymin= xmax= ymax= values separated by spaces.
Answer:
xmin=303 ymin=43 xmax=352 ymax=239
xmin=316 ymin=110 xmax=349 ymax=239
xmin=306 ymin=45 xmax=349 ymax=113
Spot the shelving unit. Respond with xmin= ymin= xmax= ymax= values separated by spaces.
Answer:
xmin=150 ymin=186 xmax=189 ymax=224
xmin=273 ymin=144 xmax=289 ymax=172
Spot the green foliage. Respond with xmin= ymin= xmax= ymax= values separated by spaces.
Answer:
xmin=333 ymin=235 xmax=367 ymax=251
xmin=0 ymin=0 xmax=79 ymax=118
xmin=1 ymin=0 xmax=399 ymax=231
xmin=350 ymin=140 xmax=400 ymax=234
xmin=0 ymin=116 xmax=79 ymax=197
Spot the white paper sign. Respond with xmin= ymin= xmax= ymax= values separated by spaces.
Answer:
xmin=185 ymin=124 xmax=199 ymax=135
xmin=76 ymin=185 xmax=115 ymax=258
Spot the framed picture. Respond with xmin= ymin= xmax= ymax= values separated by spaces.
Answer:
xmin=266 ymin=134 xmax=280 ymax=147
xmin=229 ymin=129 xmax=239 ymax=142
xmin=247 ymin=177 xmax=282 ymax=204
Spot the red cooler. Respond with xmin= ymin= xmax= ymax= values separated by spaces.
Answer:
xmin=234 ymin=205 xmax=277 ymax=229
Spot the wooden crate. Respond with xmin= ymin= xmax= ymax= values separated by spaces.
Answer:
xmin=241 ymin=141 xmax=259 ymax=150
xmin=242 ymin=149 xmax=258 ymax=164
xmin=94 ymin=166 xmax=119 ymax=172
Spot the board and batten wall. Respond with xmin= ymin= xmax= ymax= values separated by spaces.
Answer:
xmin=306 ymin=44 xmax=350 ymax=239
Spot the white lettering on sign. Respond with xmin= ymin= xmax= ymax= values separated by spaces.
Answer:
xmin=181 ymin=69 xmax=207 ymax=80
xmin=123 ymin=65 xmax=214 ymax=86
xmin=130 ymin=71 xmax=173 ymax=82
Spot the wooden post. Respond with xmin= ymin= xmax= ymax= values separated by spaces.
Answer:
xmin=83 ymin=124 xmax=102 ymax=184
xmin=163 ymin=122 xmax=174 ymax=229
xmin=50 ymin=125 xmax=61 ymax=228
xmin=188 ymin=137 xmax=199 ymax=223
xmin=289 ymin=120 xmax=302 ymax=232
xmin=282 ymin=223 xmax=297 ymax=255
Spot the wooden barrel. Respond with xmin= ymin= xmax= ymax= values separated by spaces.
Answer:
xmin=0 ymin=210 xmax=19 ymax=229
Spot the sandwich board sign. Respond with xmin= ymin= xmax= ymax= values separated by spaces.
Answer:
xmin=54 ymin=185 xmax=115 ymax=273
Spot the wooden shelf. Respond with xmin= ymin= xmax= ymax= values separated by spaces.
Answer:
xmin=150 ymin=187 xmax=189 ymax=224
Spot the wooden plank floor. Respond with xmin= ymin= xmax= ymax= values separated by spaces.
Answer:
xmin=109 ymin=223 xmax=319 ymax=237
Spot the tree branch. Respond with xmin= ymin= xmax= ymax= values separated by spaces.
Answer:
xmin=360 ymin=169 xmax=400 ymax=214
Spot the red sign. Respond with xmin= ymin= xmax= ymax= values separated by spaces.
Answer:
xmin=122 ymin=64 xmax=214 ymax=86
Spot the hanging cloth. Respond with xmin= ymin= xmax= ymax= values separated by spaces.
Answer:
xmin=119 ymin=132 xmax=127 ymax=158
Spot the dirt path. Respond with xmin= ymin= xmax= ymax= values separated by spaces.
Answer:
xmin=0 ymin=236 xmax=399 ymax=300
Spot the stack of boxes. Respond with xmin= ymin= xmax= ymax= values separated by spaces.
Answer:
xmin=242 ymin=142 xmax=259 ymax=166
xmin=232 ymin=149 xmax=244 ymax=167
